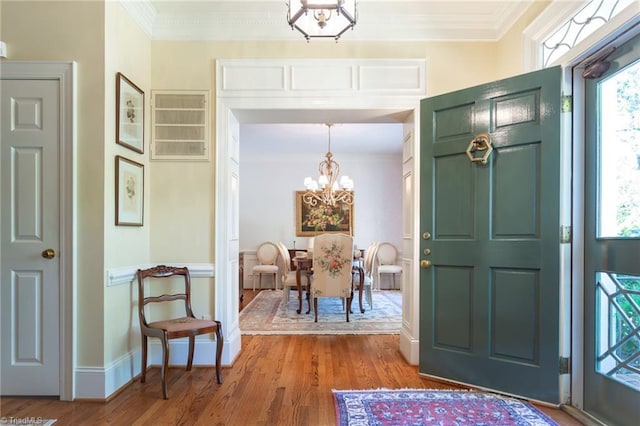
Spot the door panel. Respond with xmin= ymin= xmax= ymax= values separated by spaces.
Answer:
xmin=1 ymin=79 xmax=60 ymax=395
xmin=420 ymin=66 xmax=562 ymax=403
xmin=584 ymin=32 xmax=640 ymax=425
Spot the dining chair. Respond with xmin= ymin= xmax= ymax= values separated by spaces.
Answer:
xmin=251 ymin=241 xmax=279 ymax=291
xmin=136 ymin=265 xmax=223 ymax=399
xmin=310 ymin=233 xmax=354 ymax=322
xmin=376 ymin=242 xmax=402 ymax=290
xmin=276 ymin=241 xmax=308 ymax=308
xmin=361 ymin=242 xmax=378 ymax=309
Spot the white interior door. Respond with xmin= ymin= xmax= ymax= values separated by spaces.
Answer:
xmin=1 ymin=78 xmax=61 ymax=395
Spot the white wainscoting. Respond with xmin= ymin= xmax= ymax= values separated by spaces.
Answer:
xmin=217 ymin=59 xmax=426 ymax=99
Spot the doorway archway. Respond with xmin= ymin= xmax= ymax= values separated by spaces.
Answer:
xmin=214 ymin=59 xmax=426 ymax=365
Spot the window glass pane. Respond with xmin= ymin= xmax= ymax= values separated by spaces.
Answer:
xmin=542 ymin=0 xmax=634 ymax=67
xmin=596 ymin=272 xmax=640 ymax=390
xmin=598 ymin=60 xmax=640 ymax=238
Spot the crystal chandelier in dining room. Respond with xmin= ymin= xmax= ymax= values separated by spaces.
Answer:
xmin=287 ymin=0 xmax=357 ymax=42
xmin=303 ymin=123 xmax=354 ymax=207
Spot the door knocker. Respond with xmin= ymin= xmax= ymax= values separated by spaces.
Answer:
xmin=466 ymin=133 xmax=493 ymax=165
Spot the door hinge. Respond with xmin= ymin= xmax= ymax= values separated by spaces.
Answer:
xmin=560 ymin=225 xmax=572 ymax=244
xmin=561 ymin=95 xmax=572 ymax=113
xmin=560 ymin=357 xmax=571 ymax=375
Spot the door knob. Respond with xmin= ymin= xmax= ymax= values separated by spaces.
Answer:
xmin=422 ymin=232 xmax=431 ymax=240
xmin=42 ymin=248 xmax=55 ymax=259
xmin=420 ymin=260 xmax=432 ymax=269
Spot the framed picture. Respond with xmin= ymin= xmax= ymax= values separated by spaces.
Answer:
xmin=115 ymin=155 xmax=144 ymax=226
xmin=295 ymin=191 xmax=353 ymax=236
xmin=116 ymin=72 xmax=144 ymax=153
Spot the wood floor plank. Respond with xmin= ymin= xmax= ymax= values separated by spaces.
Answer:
xmin=0 ymin=291 xmax=585 ymax=425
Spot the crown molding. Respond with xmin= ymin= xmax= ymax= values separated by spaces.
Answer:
xmin=121 ymin=0 xmax=536 ymax=42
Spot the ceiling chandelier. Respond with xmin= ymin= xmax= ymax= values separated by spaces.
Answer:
xmin=303 ymin=124 xmax=354 ymax=207
xmin=287 ymin=0 xmax=357 ymax=42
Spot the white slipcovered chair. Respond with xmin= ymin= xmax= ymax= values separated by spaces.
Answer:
xmin=251 ymin=242 xmax=280 ymax=291
xmin=361 ymin=242 xmax=378 ymax=309
xmin=310 ymin=233 xmax=354 ymax=322
xmin=376 ymin=242 xmax=402 ymax=290
xmin=276 ymin=241 xmax=310 ymax=312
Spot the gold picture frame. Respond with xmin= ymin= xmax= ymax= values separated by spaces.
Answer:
xmin=295 ymin=191 xmax=353 ymax=236
xmin=115 ymin=155 xmax=144 ymax=226
xmin=116 ymin=72 xmax=144 ymax=154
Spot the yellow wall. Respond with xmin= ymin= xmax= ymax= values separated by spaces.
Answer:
xmin=104 ymin=1 xmax=151 ymax=365
xmin=1 ymin=0 xmax=108 ymax=367
xmin=1 ymin=0 xmax=549 ymax=395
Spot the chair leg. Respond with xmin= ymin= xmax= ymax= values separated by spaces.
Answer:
xmin=252 ymin=273 xmax=256 ymax=291
xmin=346 ymin=296 xmax=352 ymax=322
xmin=186 ymin=335 xmax=195 ymax=371
xmin=161 ymin=336 xmax=170 ymax=399
xmin=314 ymin=298 xmax=318 ymax=322
xmin=141 ymin=335 xmax=148 ymax=383
xmin=215 ymin=321 xmax=224 ymax=384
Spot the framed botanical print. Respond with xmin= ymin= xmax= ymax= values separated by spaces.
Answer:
xmin=116 ymin=72 xmax=144 ymax=153
xmin=295 ymin=191 xmax=353 ymax=236
xmin=115 ymin=155 xmax=144 ymax=226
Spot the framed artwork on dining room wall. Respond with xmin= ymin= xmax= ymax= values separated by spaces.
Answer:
xmin=115 ymin=155 xmax=144 ymax=226
xmin=295 ymin=191 xmax=353 ymax=237
xmin=116 ymin=72 xmax=144 ymax=154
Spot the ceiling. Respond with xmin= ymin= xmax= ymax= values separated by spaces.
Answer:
xmin=123 ymin=0 xmax=537 ymax=154
xmin=129 ymin=0 xmax=535 ymax=42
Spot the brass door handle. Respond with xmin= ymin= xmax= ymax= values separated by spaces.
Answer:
xmin=466 ymin=133 xmax=493 ymax=164
xmin=420 ymin=260 xmax=432 ymax=269
xmin=42 ymin=248 xmax=55 ymax=259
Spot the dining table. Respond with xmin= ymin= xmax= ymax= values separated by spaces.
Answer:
xmin=293 ymin=253 xmax=365 ymax=315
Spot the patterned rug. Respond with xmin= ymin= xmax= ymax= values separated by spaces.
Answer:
xmin=333 ymin=389 xmax=559 ymax=426
xmin=240 ymin=289 xmax=402 ymax=335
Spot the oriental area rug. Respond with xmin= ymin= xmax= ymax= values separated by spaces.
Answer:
xmin=333 ymin=389 xmax=559 ymax=426
xmin=239 ymin=289 xmax=402 ymax=335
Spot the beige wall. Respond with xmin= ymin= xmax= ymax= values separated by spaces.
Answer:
xmin=1 ymin=0 xmax=548 ymax=397
xmin=104 ymin=1 xmax=152 ymax=365
xmin=1 ymin=0 xmax=108 ymax=367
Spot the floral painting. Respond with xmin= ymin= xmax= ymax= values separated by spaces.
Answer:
xmin=295 ymin=191 xmax=353 ymax=236
xmin=115 ymin=155 xmax=144 ymax=226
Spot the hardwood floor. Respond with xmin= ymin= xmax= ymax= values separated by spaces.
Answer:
xmin=0 ymin=290 xmax=584 ymax=425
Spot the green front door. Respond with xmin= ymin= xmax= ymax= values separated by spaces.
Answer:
xmin=584 ymin=32 xmax=640 ymax=425
xmin=419 ymin=66 xmax=562 ymax=403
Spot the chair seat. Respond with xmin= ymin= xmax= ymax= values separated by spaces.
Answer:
xmin=252 ymin=265 xmax=278 ymax=273
xmin=148 ymin=317 xmax=219 ymax=334
xmin=378 ymin=265 xmax=402 ymax=274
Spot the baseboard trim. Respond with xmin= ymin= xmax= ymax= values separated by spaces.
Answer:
xmin=75 ymin=339 xmax=221 ymax=399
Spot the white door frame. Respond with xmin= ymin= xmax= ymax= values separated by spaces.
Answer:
xmin=215 ymin=59 xmax=426 ymax=365
xmin=0 ymin=61 xmax=76 ymax=401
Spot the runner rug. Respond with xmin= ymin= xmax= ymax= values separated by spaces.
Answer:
xmin=240 ymin=289 xmax=402 ymax=335
xmin=333 ymin=389 xmax=558 ymax=426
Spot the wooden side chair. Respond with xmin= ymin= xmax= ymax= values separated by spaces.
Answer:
xmin=137 ymin=265 xmax=223 ymax=399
